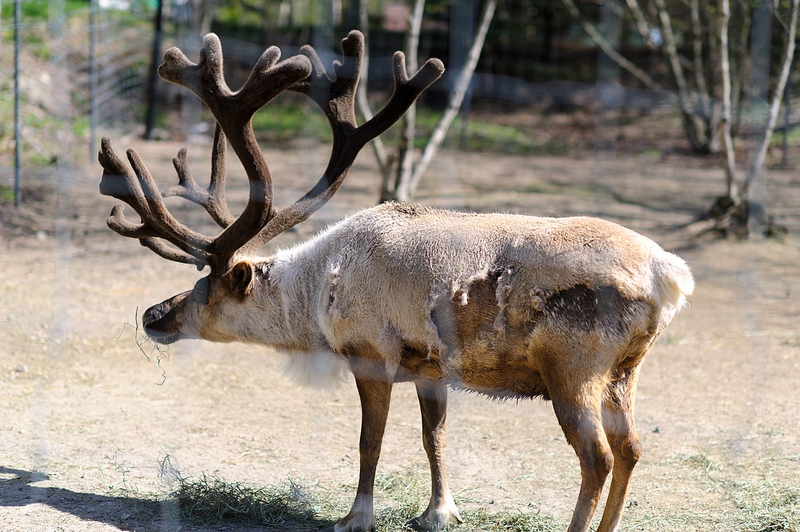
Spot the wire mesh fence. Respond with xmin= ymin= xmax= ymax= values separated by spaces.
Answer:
xmin=1 ymin=0 xmax=798 ymax=207
xmin=1 ymin=5 xmax=800 ymax=532
xmin=0 ymin=1 xmax=207 ymax=200
xmin=1 ymin=2 xmax=149 ymax=201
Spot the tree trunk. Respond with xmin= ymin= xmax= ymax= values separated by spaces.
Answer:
xmin=387 ymin=0 xmax=426 ymax=203
xmin=699 ymin=0 xmax=797 ymax=240
xmin=719 ymin=0 xmax=738 ymax=200
xmin=744 ymin=0 xmax=798 ymax=238
xmin=404 ymin=0 xmax=497 ymax=199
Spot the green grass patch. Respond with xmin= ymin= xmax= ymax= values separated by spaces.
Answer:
xmin=449 ymin=120 xmax=538 ymax=154
xmin=459 ymin=507 xmax=560 ymax=532
xmin=372 ymin=470 xmax=560 ymax=531
xmin=675 ymin=453 xmax=800 ymax=532
xmin=771 ymin=126 xmax=800 ymax=147
xmin=174 ymin=474 xmax=331 ymax=529
xmin=249 ymin=103 xmax=542 ymax=155
xmin=734 ymin=481 xmax=800 ymax=532
xmin=0 ymin=185 xmax=15 ymax=204
xmin=1 ymin=0 xmax=139 ymax=19
xmin=250 ymin=103 xmax=332 ymax=143
xmin=373 ymin=470 xmax=426 ymax=530
xmin=170 ymin=468 xmax=562 ymax=531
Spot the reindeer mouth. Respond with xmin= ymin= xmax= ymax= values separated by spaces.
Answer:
xmin=144 ymin=329 xmax=180 ymax=345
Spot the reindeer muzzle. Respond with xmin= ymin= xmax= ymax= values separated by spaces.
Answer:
xmin=142 ymin=299 xmax=183 ymax=344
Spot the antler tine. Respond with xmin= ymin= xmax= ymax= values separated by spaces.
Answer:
xmin=125 ymin=148 xmax=213 ymax=250
xmin=100 ymin=33 xmax=443 ymax=272
xmin=141 ymin=238 xmax=206 ymax=268
xmin=162 ymin=124 xmax=235 ymax=228
xmin=105 ymin=204 xmax=160 ymax=239
xmin=98 ymin=137 xmax=213 ymax=269
xmin=354 ymin=51 xmax=445 ymax=145
xmin=159 ymin=34 xmax=313 ymax=127
xmin=245 ymin=32 xmax=445 ymax=251
xmin=292 ymin=30 xmax=363 ymax=130
xmin=158 ymin=33 xmax=314 ymax=271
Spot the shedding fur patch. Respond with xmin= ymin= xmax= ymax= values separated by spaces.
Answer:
xmin=427 ymin=287 xmax=462 ymax=357
xmin=326 ymin=259 xmax=342 ymax=311
xmin=318 ymin=249 xmax=355 ymax=347
xmin=426 ymin=290 xmax=446 ymax=357
xmin=493 ymin=265 xmax=518 ymax=333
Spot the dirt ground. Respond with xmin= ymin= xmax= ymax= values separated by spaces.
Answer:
xmin=1 ymin=137 xmax=799 ymax=531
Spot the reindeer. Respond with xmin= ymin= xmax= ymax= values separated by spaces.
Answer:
xmin=98 ymin=32 xmax=694 ymax=532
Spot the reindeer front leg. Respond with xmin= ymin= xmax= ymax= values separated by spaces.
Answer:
xmin=408 ymin=380 xmax=461 ymax=531
xmin=335 ymin=358 xmax=396 ymax=532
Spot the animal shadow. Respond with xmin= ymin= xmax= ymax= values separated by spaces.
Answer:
xmin=0 ymin=466 xmax=333 ymax=531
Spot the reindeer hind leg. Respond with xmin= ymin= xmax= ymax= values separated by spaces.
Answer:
xmin=597 ymin=366 xmax=643 ymax=532
xmin=543 ymin=363 xmax=614 ymax=532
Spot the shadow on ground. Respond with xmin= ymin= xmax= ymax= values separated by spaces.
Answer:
xmin=0 ymin=467 xmax=333 ymax=532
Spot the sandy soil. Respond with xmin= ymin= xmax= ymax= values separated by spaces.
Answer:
xmin=1 ymin=139 xmax=799 ymax=531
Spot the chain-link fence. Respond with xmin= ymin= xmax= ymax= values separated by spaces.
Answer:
xmin=2 ymin=0 xmax=798 ymax=207
xmin=1 ymin=2 xmax=148 ymax=202
xmin=0 ymin=1 xmax=206 ymax=204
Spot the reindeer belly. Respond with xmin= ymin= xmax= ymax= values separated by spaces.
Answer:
xmin=394 ymin=339 xmax=550 ymax=400
xmin=451 ymin=351 xmax=551 ymax=400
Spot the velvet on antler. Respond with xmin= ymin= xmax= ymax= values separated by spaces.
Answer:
xmin=99 ymin=31 xmax=444 ymax=273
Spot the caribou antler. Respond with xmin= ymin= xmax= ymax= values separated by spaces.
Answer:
xmin=99 ymin=138 xmax=212 ymax=269
xmin=248 ymin=31 xmax=445 ymax=250
xmin=99 ymin=31 xmax=444 ymax=273
xmin=161 ymin=124 xmax=235 ymax=229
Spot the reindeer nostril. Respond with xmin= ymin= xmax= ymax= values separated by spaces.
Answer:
xmin=142 ymin=304 xmax=164 ymax=327
xmin=141 ymin=304 xmax=178 ymax=344
xmin=142 ymin=302 xmax=174 ymax=337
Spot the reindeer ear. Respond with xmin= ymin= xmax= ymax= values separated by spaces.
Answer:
xmin=226 ymin=261 xmax=254 ymax=299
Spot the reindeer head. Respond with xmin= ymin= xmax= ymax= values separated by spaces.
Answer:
xmin=98 ymin=31 xmax=443 ymax=344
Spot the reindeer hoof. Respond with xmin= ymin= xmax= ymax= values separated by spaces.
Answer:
xmin=406 ymin=503 xmax=462 ymax=531
xmin=330 ymin=511 xmax=376 ymax=532
xmin=406 ymin=517 xmax=437 ymax=531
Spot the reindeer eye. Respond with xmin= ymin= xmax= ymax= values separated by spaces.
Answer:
xmin=192 ymin=277 xmax=210 ymax=304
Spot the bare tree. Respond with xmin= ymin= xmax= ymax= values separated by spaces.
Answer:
xmin=561 ymin=0 xmax=752 ymax=154
xmin=742 ymin=0 xmax=798 ymax=238
xmin=703 ymin=0 xmax=798 ymax=238
xmin=191 ymin=0 xmax=213 ymax=36
xmin=718 ymin=0 xmax=737 ymax=200
xmin=355 ymin=0 xmax=498 ymax=203
xmin=565 ymin=0 xmax=798 ymax=238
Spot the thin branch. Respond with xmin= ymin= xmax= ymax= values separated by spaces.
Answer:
xmin=653 ymin=0 xmax=715 ymax=150
xmin=624 ymin=0 xmax=657 ymax=48
xmin=653 ymin=0 xmax=689 ymax=98
xmin=560 ymin=0 xmax=662 ymax=90
xmin=392 ymin=0 xmax=426 ymax=200
xmin=719 ymin=0 xmax=738 ymax=200
xmin=405 ymin=0 xmax=498 ymax=198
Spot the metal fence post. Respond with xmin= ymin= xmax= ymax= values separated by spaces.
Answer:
xmin=14 ymin=0 xmax=22 ymax=207
xmin=89 ymin=0 xmax=98 ymax=158
xmin=782 ymin=56 xmax=793 ymax=169
xmin=144 ymin=0 xmax=164 ymax=141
